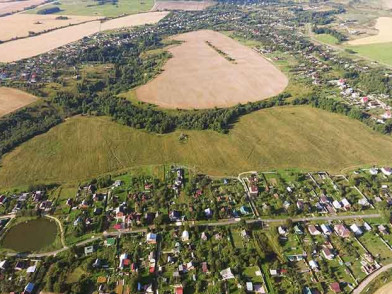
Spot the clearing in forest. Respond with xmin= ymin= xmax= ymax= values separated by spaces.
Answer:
xmin=0 ymin=87 xmax=38 ymax=118
xmin=136 ymin=30 xmax=288 ymax=109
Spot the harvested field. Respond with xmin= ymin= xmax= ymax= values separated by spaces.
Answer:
xmin=0 ymin=14 xmax=100 ymax=42
xmin=2 ymin=106 xmax=392 ymax=187
xmin=384 ymin=0 xmax=392 ymax=9
xmin=0 ymin=0 xmax=46 ymax=15
xmin=152 ymin=1 xmax=215 ymax=11
xmin=0 ymin=87 xmax=38 ymax=117
xmin=0 ymin=11 xmax=169 ymax=62
xmin=136 ymin=30 xmax=288 ymax=109
xmin=374 ymin=282 xmax=392 ymax=294
xmin=348 ymin=17 xmax=392 ymax=45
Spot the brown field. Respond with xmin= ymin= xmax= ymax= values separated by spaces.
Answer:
xmin=135 ymin=30 xmax=288 ymax=109
xmin=374 ymin=283 xmax=392 ymax=294
xmin=384 ymin=0 xmax=392 ymax=9
xmin=152 ymin=1 xmax=215 ymax=11
xmin=0 ymin=87 xmax=38 ymax=117
xmin=0 ymin=0 xmax=46 ymax=15
xmin=0 ymin=11 xmax=169 ymax=62
xmin=0 ymin=14 xmax=100 ymax=42
xmin=348 ymin=17 xmax=392 ymax=45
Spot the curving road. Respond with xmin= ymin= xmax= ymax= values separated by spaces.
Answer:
xmin=353 ymin=263 xmax=392 ymax=294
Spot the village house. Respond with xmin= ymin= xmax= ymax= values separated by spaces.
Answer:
xmin=146 ymin=232 xmax=157 ymax=244
xmin=322 ymin=247 xmax=335 ymax=260
xmin=308 ymin=225 xmax=321 ymax=236
xmin=334 ymin=224 xmax=351 ymax=238
xmin=350 ymin=224 xmax=363 ymax=236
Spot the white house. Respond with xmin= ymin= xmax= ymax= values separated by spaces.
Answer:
xmin=182 ymin=230 xmax=190 ymax=242
xmin=381 ymin=167 xmax=392 ymax=176
xmin=321 ymin=224 xmax=332 ymax=235
xmin=350 ymin=224 xmax=363 ymax=236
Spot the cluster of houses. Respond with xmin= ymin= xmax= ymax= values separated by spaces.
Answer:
xmin=0 ymin=190 xmax=53 ymax=214
xmin=329 ymin=78 xmax=391 ymax=123
xmin=0 ymin=9 xmax=243 ymax=87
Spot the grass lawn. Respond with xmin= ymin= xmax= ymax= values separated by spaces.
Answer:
xmin=26 ymin=0 xmax=154 ymax=17
xmin=231 ymin=230 xmax=245 ymax=248
xmin=66 ymin=266 xmax=88 ymax=284
xmin=314 ymin=33 xmax=339 ymax=45
xmin=347 ymin=42 xmax=392 ymax=66
xmin=2 ymin=106 xmax=392 ymax=187
xmin=359 ymin=232 xmax=392 ymax=263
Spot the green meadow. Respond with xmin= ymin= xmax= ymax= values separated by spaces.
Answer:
xmin=348 ymin=42 xmax=392 ymax=66
xmin=26 ymin=0 xmax=154 ymax=17
xmin=1 ymin=106 xmax=392 ymax=188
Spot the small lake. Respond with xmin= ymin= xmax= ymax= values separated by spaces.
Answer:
xmin=1 ymin=218 xmax=58 ymax=252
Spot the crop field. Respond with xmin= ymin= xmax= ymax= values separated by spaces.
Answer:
xmin=136 ymin=30 xmax=288 ymax=109
xmin=384 ymin=0 xmax=392 ymax=9
xmin=0 ymin=14 xmax=100 ymax=42
xmin=0 ymin=0 xmax=46 ymax=15
xmin=2 ymin=106 xmax=392 ymax=187
xmin=349 ymin=42 xmax=392 ymax=66
xmin=26 ymin=0 xmax=154 ymax=17
xmin=348 ymin=17 xmax=392 ymax=45
xmin=0 ymin=87 xmax=38 ymax=117
xmin=152 ymin=0 xmax=215 ymax=11
xmin=0 ymin=11 xmax=169 ymax=63
xmin=374 ymin=282 xmax=392 ymax=294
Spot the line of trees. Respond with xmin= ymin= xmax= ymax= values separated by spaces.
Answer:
xmin=312 ymin=26 xmax=347 ymax=42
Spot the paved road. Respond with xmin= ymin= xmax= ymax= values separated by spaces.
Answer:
xmin=353 ymin=263 xmax=392 ymax=294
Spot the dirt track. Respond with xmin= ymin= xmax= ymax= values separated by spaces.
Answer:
xmin=136 ymin=30 xmax=288 ymax=109
xmin=0 ymin=11 xmax=169 ymax=62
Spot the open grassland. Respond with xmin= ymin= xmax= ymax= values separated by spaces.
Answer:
xmin=314 ymin=33 xmax=339 ymax=45
xmin=136 ymin=30 xmax=288 ymax=109
xmin=2 ymin=106 xmax=392 ymax=187
xmin=0 ymin=87 xmax=38 ymax=117
xmin=152 ymin=0 xmax=214 ymax=11
xmin=26 ymin=0 xmax=154 ymax=17
xmin=348 ymin=17 xmax=392 ymax=45
xmin=0 ymin=14 xmax=100 ymax=42
xmin=0 ymin=11 xmax=169 ymax=62
xmin=0 ymin=0 xmax=46 ymax=15
xmin=349 ymin=42 xmax=392 ymax=66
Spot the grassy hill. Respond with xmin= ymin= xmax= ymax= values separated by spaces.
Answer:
xmin=1 ymin=105 xmax=392 ymax=188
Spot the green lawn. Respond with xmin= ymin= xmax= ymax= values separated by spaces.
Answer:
xmin=314 ymin=33 xmax=339 ymax=45
xmin=2 ymin=106 xmax=392 ymax=188
xmin=347 ymin=42 xmax=392 ymax=66
xmin=26 ymin=0 xmax=154 ymax=17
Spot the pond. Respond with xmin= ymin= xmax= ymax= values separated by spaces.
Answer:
xmin=1 ymin=218 xmax=58 ymax=252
